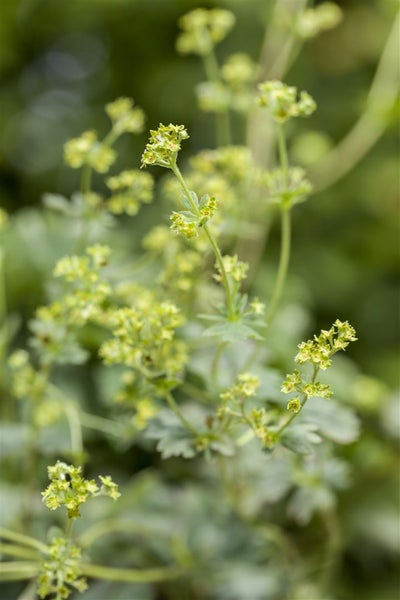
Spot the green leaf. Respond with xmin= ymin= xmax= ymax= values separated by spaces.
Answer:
xmin=145 ymin=411 xmax=196 ymax=459
xmin=202 ymin=320 xmax=264 ymax=343
xmin=180 ymin=190 xmax=198 ymax=211
xmin=287 ymin=485 xmax=335 ymax=525
xmin=280 ymin=423 xmax=322 ymax=454
xmin=300 ymin=400 xmax=360 ymax=444
xmin=42 ymin=193 xmax=72 ymax=214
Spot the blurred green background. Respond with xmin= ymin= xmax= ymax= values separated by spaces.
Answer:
xmin=0 ymin=0 xmax=398 ymax=598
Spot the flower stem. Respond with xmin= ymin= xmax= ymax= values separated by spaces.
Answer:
xmin=265 ymin=122 xmax=291 ymax=327
xmin=0 ymin=561 xmax=40 ymax=581
xmin=202 ymin=49 xmax=231 ymax=146
xmin=265 ymin=206 xmax=291 ymax=327
xmin=171 ymin=163 xmax=236 ymax=319
xmin=211 ymin=341 xmax=228 ymax=389
xmin=81 ymin=563 xmax=185 ymax=583
xmin=277 ymin=123 xmax=289 ymax=181
xmin=165 ymin=391 xmax=199 ymax=436
xmin=0 ymin=528 xmax=48 ymax=554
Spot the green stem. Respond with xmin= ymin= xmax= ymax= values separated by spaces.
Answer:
xmin=310 ymin=11 xmax=399 ymax=192
xmin=265 ymin=207 xmax=291 ymax=327
xmin=65 ymin=519 xmax=74 ymax=545
xmin=201 ymin=49 xmax=231 ymax=146
xmin=81 ymin=563 xmax=185 ymax=584
xmin=80 ymin=164 xmax=92 ymax=197
xmin=0 ymin=543 xmax=40 ymax=560
xmin=79 ymin=519 xmax=152 ymax=548
xmin=63 ymin=400 xmax=83 ymax=460
xmin=0 ymin=528 xmax=47 ymax=554
xmin=165 ymin=391 xmax=200 ymax=436
xmin=203 ymin=225 xmax=235 ymax=319
xmin=318 ymin=508 xmax=342 ymax=594
xmin=171 ymin=163 xmax=235 ymax=320
xmin=264 ymin=122 xmax=292 ymax=326
xmin=211 ymin=341 xmax=228 ymax=389
xmin=0 ymin=561 xmax=39 ymax=581
xmin=277 ymin=122 xmax=289 ymax=180
xmin=80 ymin=411 xmax=130 ymax=438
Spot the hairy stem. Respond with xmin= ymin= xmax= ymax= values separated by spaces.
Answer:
xmin=171 ymin=163 xmax=236 ymax=319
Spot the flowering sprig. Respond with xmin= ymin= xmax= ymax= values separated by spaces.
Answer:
xmin=259 ymin=167 xmax=312 ymax=208
xmin=99 ymin=302 xmax=187 ymax=380
xmin=105 ymin=97 xmax=145 ymax=135
xmin=106 ymin=169 xmax=154 ymax=216
xmin=41 ymin=461 xmax=120 ymax=519
xmin=64 ymin=130 xmax=116 ymax=174
xmin=296 ymin=2 xmax=343 ymax=39
xmin=257 ymin=80 xmax=316 ymax=123
xmin=295 ymin=319 xmax=357 ymax=368
xmin=256 ymin=80 xmax=316 ymax=326
xmin=279 ymin=320 xmax=357 ymax=424
xmin=38 ymin=463 xmax=120 ymax=599
xmin=176 ymin=8 xmax=235 ymax=56
xmin=38 ymin=537 xmax=87 ymax=600
xmin=141 ymin=124 xmax=189 ymax=169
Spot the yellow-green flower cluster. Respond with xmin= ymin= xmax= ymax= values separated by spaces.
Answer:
xmin=99 ymin=302 xmax=187 ymax=378
xmin=221 ymin=53 xmax=256 ymax=87
xmin=53 ymin=245 xmax=111 ymax=325
xmin=295 ymin=320 xmax=357 ymax=370
xmin=142 ymin=227 xmax=204 ymax=295
xmin=281 ymin=368 xmax=332 ymax=401
xmin=38 ymin=536 xmax=87 ymax=600
xmin=7 ymin=350 xmax=63 ymax=426
xmin=221 ymin=53 xmax=257 ymax=113
xmin=214 ymin=254 xmax=249 ymax=284
xmin=170 ymin=212 xmax=198 ymax=239
xmin=249 ymin=407 xmax=272 ymax=445
xmin=259 ymin=167 xmax=312 ymax=208
xmin=220 ymin=373 xmax=260 ymax=402
xmin=161 ymin=250 xmax=203 ymax=294
xmin=170 ymin=195 xmax=218 ymax=238
xmin=64 ymin=97 xmax=145 ymax=174
xmin=176 ymin=8 xmax=235 ymax=56
xmin=42 ymin=461 xmax=120 ymax=519
xmin=105 ymin=97 xmax=145 ymax=135
xmin=141 ymin=123 xmax=189 ymax=168
xmin=281 ymin=321 xmax=357 ymax=413
xmin=258 ymin=80 xmax=316 ymax=123
xmin=195 ymin=53 xmax=256 ymax=115
xmin=64 ymin=130 xmax=116 ymax=173
xmin=249 ymin=298 xmax=265 ymax=316
xmin=132 ymin=398 xmax=159 ymax=430
xmin=296 ymin=2 xmax=342 ymax=39
xmin=106 ymin=170 xmax=154 ymax=216
xmin=190 ymin=145 xmax=254 ymax=186
xmin=196 ymin=81 xmax=230 ymax=113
